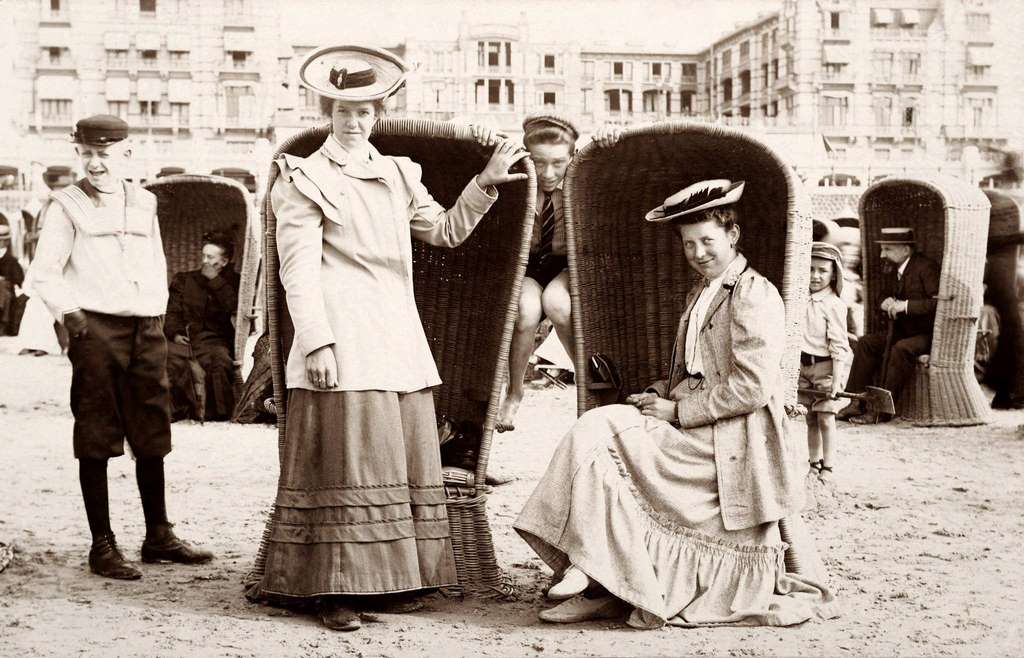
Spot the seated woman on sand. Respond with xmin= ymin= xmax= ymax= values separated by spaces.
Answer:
xmin=514 ymin=179 xmax=837 ymax=629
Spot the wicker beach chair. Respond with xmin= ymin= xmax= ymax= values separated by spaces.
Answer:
xmin=858 ymin=176 xmax=991 ymax=426
xmin=980 ymin=189 xmax=1024 ymax=407
xmin=144 ymin=174 xmax=261 ymax=373
xmin=245 ymin=119 xmax=535 ymax=599
xmin=563 ymin=120 xmax=825 ymax=582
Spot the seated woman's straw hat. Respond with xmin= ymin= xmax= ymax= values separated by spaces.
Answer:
xmin=299 ymin=44 xmax=408 ymax=102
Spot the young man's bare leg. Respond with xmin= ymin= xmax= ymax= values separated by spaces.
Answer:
xmin=497 ymin=278 xmax=544 ymax=433
xmin=541 ymin=270 xmax=575 ymax=363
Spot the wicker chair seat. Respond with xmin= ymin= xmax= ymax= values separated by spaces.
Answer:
xmin=245 ymin=119 xmax=535 ymax=599
xmin=564 ymin=120 xmax=822 ymax=581
xmin=858 ymin=176 xmax=991 ymax=426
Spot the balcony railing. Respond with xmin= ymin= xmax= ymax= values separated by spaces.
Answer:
xmin=37 ymin=54 xmax=74 ymax=69
xmin=822 ymin=68 xmax=853 ymax=82
xmin=871 ymin=26 xmax=928 ymax=39
xmin=824 ymin=27 xmax=852 ymax=40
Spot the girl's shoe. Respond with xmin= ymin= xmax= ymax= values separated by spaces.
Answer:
xmin=807 ymin=459 xmax=824 ymax=478
xmin=817 ymin=464 xmax=834 ymax=485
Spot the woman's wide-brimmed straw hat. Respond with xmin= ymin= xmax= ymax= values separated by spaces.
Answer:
xmin=645 ymin=179 xmax=745 ymax=223
xmin=298 ymin=44 xmax=408 ymax=102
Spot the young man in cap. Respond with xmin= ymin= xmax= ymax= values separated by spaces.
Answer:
xmin=838 ymin=227 xmax=940 ymax=423
xmin=29 ymin=114 xmax=213 ymax=579
xmin=496 ymin=112 xmax=579 ymax=434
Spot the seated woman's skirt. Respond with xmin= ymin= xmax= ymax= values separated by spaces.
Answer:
xmin=514 ymin=404 xmax=838 ymax=629
xmin=166 ymin=334 xmax=236 ymax=420
xmin=257 ymin=388 xmax=457 ymax=599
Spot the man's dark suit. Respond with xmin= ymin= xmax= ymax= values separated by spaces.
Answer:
xmin=846 ymin=252 xmax=941 ymax=405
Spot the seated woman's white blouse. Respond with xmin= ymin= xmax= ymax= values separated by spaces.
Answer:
xmin=272 ymin=135 xmax=497 ymax=392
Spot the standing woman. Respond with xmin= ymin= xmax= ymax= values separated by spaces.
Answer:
xmin=255 ymin=45 xmax=528 ymax=631
xmin=514 ymin=180 xmax=836 ymax=628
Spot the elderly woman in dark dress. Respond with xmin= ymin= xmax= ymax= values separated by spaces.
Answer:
xmin=164 ymin=230 xmax=240 ymax=421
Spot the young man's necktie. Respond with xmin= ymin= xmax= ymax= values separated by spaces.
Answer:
xmin=537 ymin=193 xmax=556 ymax=261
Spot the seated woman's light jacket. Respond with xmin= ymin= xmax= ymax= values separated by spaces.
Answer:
xmin=272 ymin=135 xmax=498 ymax=392
xmin=645 ymin=255 xmax=805 ymax=530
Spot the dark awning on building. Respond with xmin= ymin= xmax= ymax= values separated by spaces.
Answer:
xmin=157 ymin=167 xmax=186 ymax=177
xmin=211 ymin=168 xmax=256 ymax=193
xmin=44 ymin=166 xmax=75 ymax=190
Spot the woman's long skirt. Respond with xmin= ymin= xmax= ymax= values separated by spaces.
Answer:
xmin=514 ymin=404 xmax=838 ymax=629
xmin=257 ymin=388 xmax=457 ymax=598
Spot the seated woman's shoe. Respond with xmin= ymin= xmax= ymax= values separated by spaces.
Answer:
xmin=538 ymin=594 xmax=626 ymax=623
xmin=140 ymin=523 xmax=214 ymax=564
xmin=319 ymin=603 xmax=362 ymax=631
xmin=89 ymin=533 xmax=142 ymax=580
xmin=547 ymin=565 xmax=591 ymax=600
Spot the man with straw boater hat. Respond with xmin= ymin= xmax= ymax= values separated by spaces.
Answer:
xmin=28 ymin=114 xmax=213 ymax=581
xmin=838 ymin=227 xmax=940 ymax=423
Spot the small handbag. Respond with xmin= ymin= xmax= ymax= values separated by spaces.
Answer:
xmin=588 ymin=352 xmax=624 ymax=403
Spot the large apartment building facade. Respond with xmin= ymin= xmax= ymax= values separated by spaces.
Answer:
xmin=2 ymin=0 xmax=1019 ymax=197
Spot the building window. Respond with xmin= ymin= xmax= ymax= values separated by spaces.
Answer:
xmin=820 ymin=95 xmax=849 ymax=126
xmin=902 ymin=53 xmax=920 ymax=77
xmin=604 ymin=89 xmax=632 ymax=113
xmin=107 ymin=49 xmax=129 ymax=67
xmin=824 ymin=63 xmax=846 ymax=79
xmin=966 ymin=12 xmax=990 ymax=31
xmin=642 ymin=90 xmax=659 ymax=112
xmin=681 ymin=62 xmax=696 ymax=78
xmin=488 ymin=42 xmax=501 ymax=67
xmin=902 ymin=105 xmax=915 ymax=127
xmin=770 ymin=100 xmax=778 ymax=117
xmin=873 ymin=96 xmax=893 ymax=126
xmin=140 ymin=0 xmax=156 ymax=14
xmin=739 ymin=70 xmax=750 ymax=95
xmin=169 ymin=51 xmax=189 ymax=68
xmin=967 ymin=97 xmax=993 ymax=128
xmin=612 ymin=61 xmax=623 ymax=79
xmin=872 ymin=51 xmax=894 ymax=81
xmin=507 ymin=80 xmax=515 ymax=105
xmin=141 ymin=49 xmax=158 ymax=68
xmin=542 ymin=91 xmax=556 ymax=106
xmin=107 ymin=101 xmax=129 ymax=118
xmin=51 ymin=0 xmax=62 ymax=10
xmin=721 ymin=49 xmax=731 ymax=70
xmin=722 ymin=78 xmax=732 ymax=103
xmin=231 ymin=51 xmax=248 ymax=68
xmin=224 ymin=85 xmax=254 ymax=118
xmin=739 ymin=41 xmax=749 ymax=59
xmin=681 ymin=90 xmax=694 ymax=114
xmin=666 ymin=92 xmax=672 ymax=114
xmin=651 ymin=62 xmax=662 ymax=79
xmin=40 ymin=98 xmax=72 ymax=120
xmin=487 ymin=79 xmax=500 ymax=104
xmin=740 ymin=105 xmax=751 ymax=118
xmin=170 ymin=102 xmax=189 ymax=125
xmin=830 ymin=12 xmax=841 ymax=29
xmin=772 ymin=58 xmax=780 ymax=80
xmin=138 ymin=100 xmax=160 ymax=117
xmin=543 ymin=54 xmax=555 ymax=72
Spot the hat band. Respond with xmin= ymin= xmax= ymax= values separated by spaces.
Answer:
xmin=329 ymin=66 xmax=377 ymax=91
xmin=664 ymin=184 xmax=734 ymax=218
